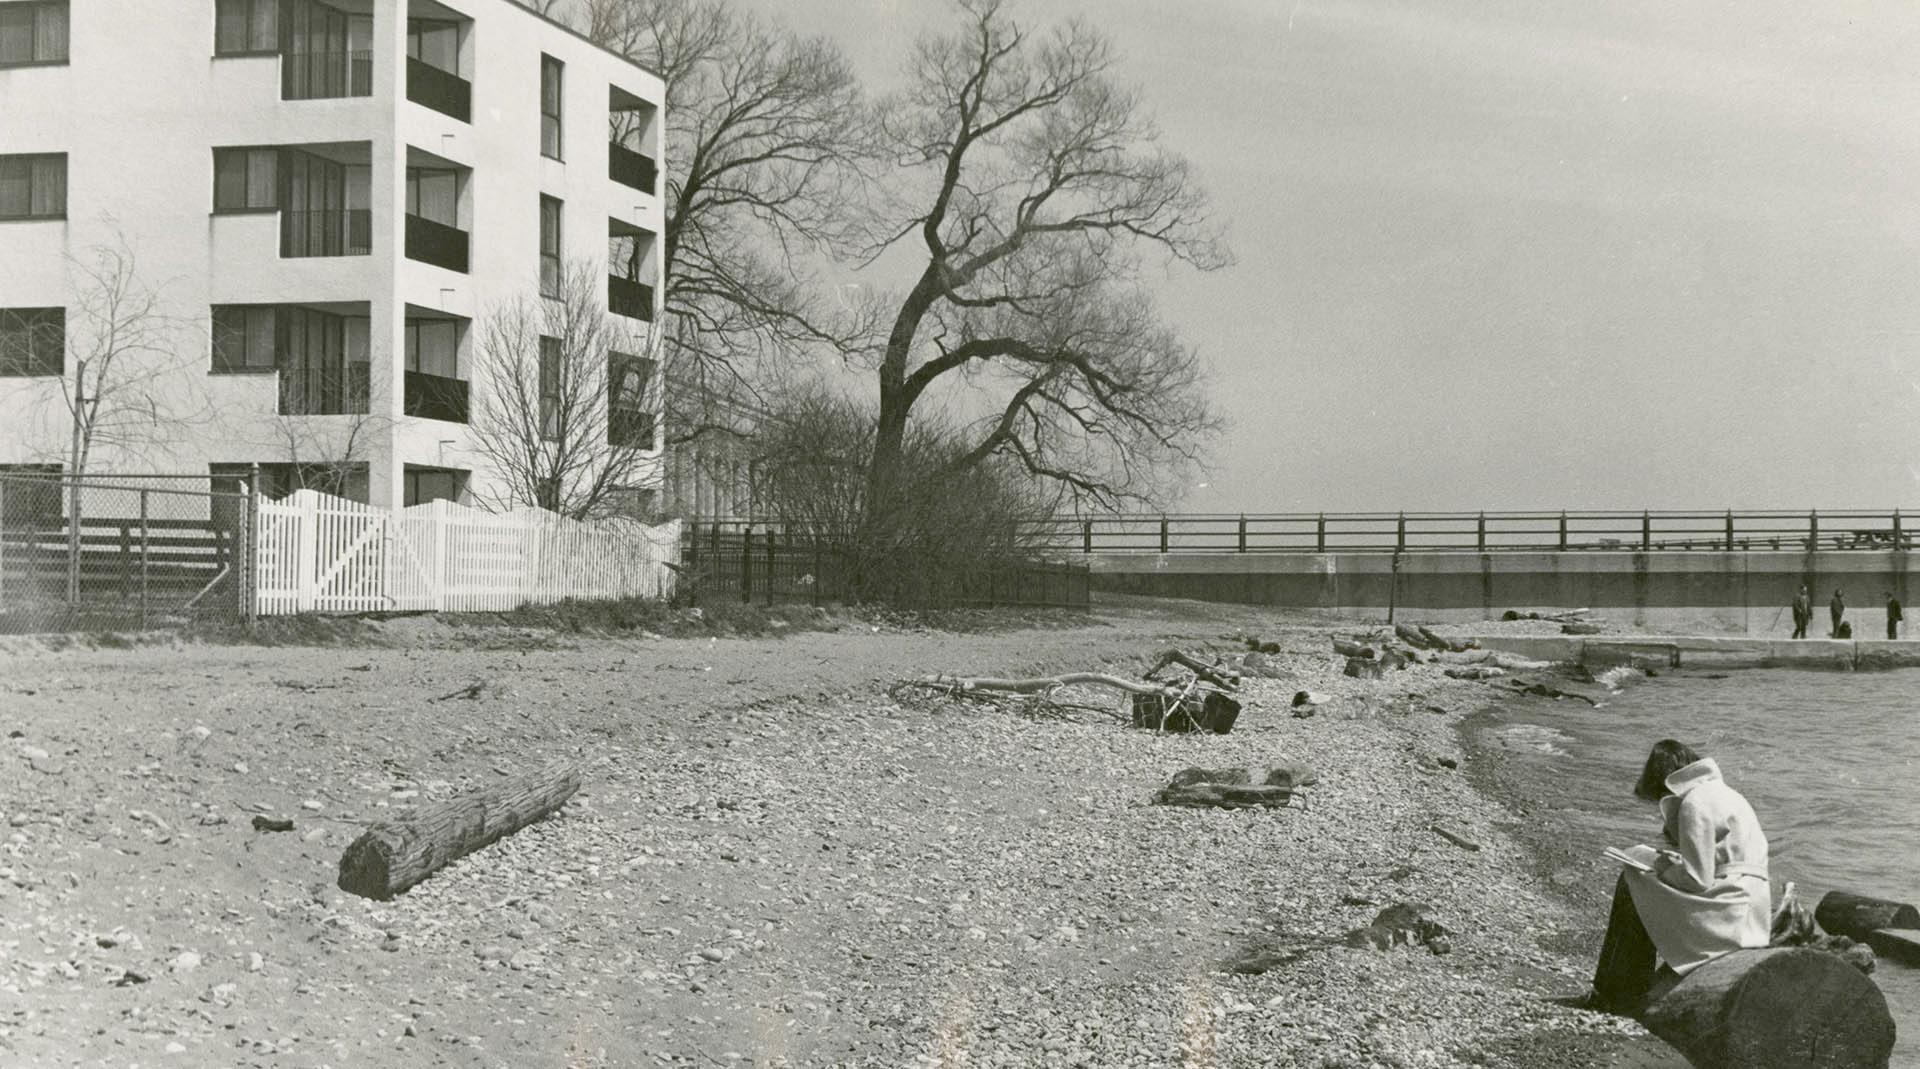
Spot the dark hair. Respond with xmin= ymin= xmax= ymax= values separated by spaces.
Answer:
xmin=1634 ymin=739 xmax=1701 ymax=801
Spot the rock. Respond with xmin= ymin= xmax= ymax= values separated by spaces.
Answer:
xmin=475 ymin=945 xmax=510 ymax=963
xmin=1166 ymin=767 xmax=1250 ymax=789
xmin=1291 ymin=706 xmax=1317 ymax=719
xmin=1262 ymin=762 xmax=1318 ymax=789
xmin=18 ymin=745 xmax=50 ymax=762
xmin=1223 ymin=939 xmax=1307 ymax=975
xmin=699 ymin=947 xmax=726 ymax=963
xmin=1153 ymin=783 xmax=1291 ymax=810
xmin=246 ymin=952 xmax=263 ymax=973
xmin=232 ymin=761 xmax=249 ymax=774
xmin=1443 ymin=666 xmax=1504 ymax=680
xmin=168 ymin=951 xmax=202 ymax=973
xmin=1341 ymin=903 xmax=1451 ymax=953
xmin=1343 ymin=657 xmax=1385 ymax=680
xmin=1291 ymin=691 xmax=1328 ymax=708
xmin=300 ymin=799 xmax=324 ymax=812
xmin=250 ymin=815 xmax=294 ymax=833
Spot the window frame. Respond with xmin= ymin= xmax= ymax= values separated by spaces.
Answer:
xmin=539 ymin=53 xmax=564 ymax=160
xmin=0 ymin=153 xmax=67 ymax=222
xmin=403 ymin=466 xmax=466 ymax=507
xmin=607 ymin=352 xmax=657 ymax=450
xmin=209 ymin=305 xmax=280 ymax=374
xmin=213 ymin=0 xmax=279 ymax=57
xmin=538 ymin=195 xmax=562 ymax=299
xmin=0 ymin=1 xmax=70 ymax=68
xmin=0 ymin=306 xmax=64 ymax=377
xmin=538 ymin=335 xmax=562 ymax=441
xmin=403 ymin=317 xmax=461 ymax=378
xmin=212 ymin=146 xmax=280 ymax=214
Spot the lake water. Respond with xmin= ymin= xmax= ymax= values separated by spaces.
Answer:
xmin=1479 ymin=667 xmax=1920 ymax=1062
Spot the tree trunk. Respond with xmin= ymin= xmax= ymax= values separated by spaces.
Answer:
xmin=1814 ymin=890 xmax=1920 ymax=941
xmin=1639 ymin=947 xmax=1894 ymax=1069
xmin=336 ymin=762 xmax=583 ymax=901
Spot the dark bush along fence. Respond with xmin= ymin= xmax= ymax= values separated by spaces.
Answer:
xmin=681 ymin=523 xmax=1091 ymax=610
xmin=1030 ymin=509 xmax=1920 ymax=555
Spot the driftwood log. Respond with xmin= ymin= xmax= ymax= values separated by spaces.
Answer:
xmin=1638 ymin=947 xmax=1894 ymax=1069
xmin=1813 ymin=890 xmax=1920 ymax=942
xmin=337 ymin=763 xmax=583 ymax=900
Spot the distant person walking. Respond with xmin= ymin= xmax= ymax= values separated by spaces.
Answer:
xmin=1830 ymin=589 xmax=1847 ymax=638
xmin=1791 ymin=586 xmax=1811 ymax=639
xmin=1887 ymin=592 xmax=1903 ymax=640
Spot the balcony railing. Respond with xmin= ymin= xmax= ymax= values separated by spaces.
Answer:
xmin=404 ymin=213 xmax=469 ymax=273
xmin=609 ymin=407 xmax=656 ymax=450
xmin=404 ymin=370 xmax=470 ymax=424
xmin=608 ymin=275 xmax=654 ymax=321
xmin=283 ymin=50 xmax=373 ymax=101
xmin=279 ymin=363 xmax=371 ymax=417
xmin=281 ymin=209 xmax=372 ymax=258
xmin=609 ymin=142 xmax=657 ymax=195
xmin=406 ymin=57 xmax=471 ymax=122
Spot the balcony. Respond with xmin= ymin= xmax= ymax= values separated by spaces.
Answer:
xmin=404 ymin=213 xmax=468 ymax=273
xmin=609 ymin=142 xmax=657 ymax=195
xmin=284 ymin=50 xmax=373 ymax=101
xmin=404 ymin=370 xmax=469 ymax=423
xmin=406 ymin=57 xmax=471 ymax=122
xmin=279 ymin=363 xmax=371 ymax=417
xmin=281 ymin=209 xmax=372 ymax=258
xmin=608 ymin=275 xmax=654 ymax=322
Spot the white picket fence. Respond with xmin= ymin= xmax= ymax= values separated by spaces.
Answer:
xmin=254 ymin=489 xmax=680 ymax=614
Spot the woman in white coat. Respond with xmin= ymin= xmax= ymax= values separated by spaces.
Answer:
xmin=1589 ymin=739 xmax=1772 ymax=1012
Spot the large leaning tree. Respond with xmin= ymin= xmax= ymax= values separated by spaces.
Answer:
xmin=863 ymin=0 xmax=1229 ymax=520
xmin=576 ymin=0 xmax=874 ymax=445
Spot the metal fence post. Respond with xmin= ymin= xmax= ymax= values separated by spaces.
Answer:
xmin=1158 ymin=515 xmax=1169 ymax=554
xmin=813 ymin=541 xmax=824 ymax=607
xmin=1558 ymin=511 xmax=1568 ymax=551
xmin=764 ymin=524 xmax=776 ymax=606
xmin=139 ymin=490 xmax=149 ymax=630
xmin=740 ymin=526 xmax=754 ymax=604
xmin=1237 ymin=514 xmax=1247 ymax=553
xmin=246 ymin=463 xmax=261 ymax=623
xmin=1809 ymin=510 xmax=1819 ymax=552
xmin=1476 ymin=512 xmax=1486 ymax=553
xmin=1642 ymin=511 xmax=1651 ymax=552
xmin=1316 ymin=513 xmax=1326 ymax=553
xmin=1725 ymin=510 xmax=1735 ymax=551
xmin=1397 ymin=512 xmax=1407 ymax=553
xmin=1082 ymin=519 xmax=1093 ymax=554
xmin=1896 ymin=510 xmax=1904 ymax=550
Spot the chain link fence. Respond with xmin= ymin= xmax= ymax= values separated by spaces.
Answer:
xmin=0 ymin=473 xmax=252 ymax=634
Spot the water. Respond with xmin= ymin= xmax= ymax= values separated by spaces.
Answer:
xmin=1480 ymin=667 xmax=1920 ymax=1061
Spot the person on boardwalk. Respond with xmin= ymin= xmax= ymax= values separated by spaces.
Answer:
xmin=1887 ymin=591 xmax=1903 ymax=640
xmin=1830 ymin=588 xmax=1846 ymax=638
xmin=1589 ymin=740 xmax=1771 ymax=1013
xmin=1790 ymin=586 xmax=1810 ymax=639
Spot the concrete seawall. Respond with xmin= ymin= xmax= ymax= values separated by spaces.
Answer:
xmin=1090 ymin=549 xmax=1913 ymax=635
xmin=1466 ymin=635 xmax=1920 ymax=671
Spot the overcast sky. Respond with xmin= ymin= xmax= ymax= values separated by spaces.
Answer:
xmin=737 ymin=0 xmax=1920 ymax=512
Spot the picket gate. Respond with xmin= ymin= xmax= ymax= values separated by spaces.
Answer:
xmin=253 ymin=490 xmax=679 ymax=614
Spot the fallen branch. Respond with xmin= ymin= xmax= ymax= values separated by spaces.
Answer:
xmin=1430 ymin=824 xmax=1482 ymax=851
xmin=1146 ymin=650 xmax=1241 ymax=691
xmin=902 ymin=673 xmax=1174 ymax=698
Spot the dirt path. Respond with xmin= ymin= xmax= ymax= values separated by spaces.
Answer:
xmin=1 ymin=599 xmax=1645 ymax=1067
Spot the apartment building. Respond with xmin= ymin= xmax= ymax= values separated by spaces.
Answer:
xmin=0 ymin=0 xmax=665 ymax=512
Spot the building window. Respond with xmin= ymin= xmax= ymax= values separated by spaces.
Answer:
xmin=0 ymin=2 xmax=69 ymax=66
xmin=540 ymin=54 xmax=563 ymax=159
xmin=404 ymin=318 xmax=459 ymax=377
xmin=405 ymin=167 xmax=459 ymax=227
xmin=278 ymin=307 xmax=370 ymax=415
xmin=608 ymin=353 xmax=656 ymax=450
xmin=0 ymin=463 xmax=61 ymax=531
xmin=213 ymin=147 xmax=279 ymax=213
xmin=213 ymin=0 xmax=278 ymax=55
xmin=0 ymin=307 xmax=63 ymax=376
xmin=210 ymin=305 xmax=279 ymax=373
xmin=539 ymin=195 xmax=562 ymax=298
xmin=403 ymin=466 xmax=466 ymax=507
xmin=406 ymin=18 xmax=459 ymax=72
xmin=210 ymin=461 xmax=367 ymax=504
xmin=538 ymin=335 xmax=561 ymax=440
xmin=0 ymin=153 xmax=65 ymax=220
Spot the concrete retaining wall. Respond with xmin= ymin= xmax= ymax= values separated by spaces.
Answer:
xmin=1467 ymin=635 xmax=1920 ymax=671
xmin=1090 ymin=549 xmax=1912 ymax=636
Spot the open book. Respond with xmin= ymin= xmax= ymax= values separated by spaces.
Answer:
xmin=1604 ymin=844 xmax=1661 ymax=872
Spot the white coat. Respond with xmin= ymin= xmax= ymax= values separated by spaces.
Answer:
xmin=1622 ymin=758 xmax=1772 ymax=975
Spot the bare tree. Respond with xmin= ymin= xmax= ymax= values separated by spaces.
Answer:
xmin=468 ymin=259 xmax=663 ymax=520
xmin=862 ymin=0 xmax=1230 ymax=514
xmin=577 ymin=0 xmax=875 ymax=457
xmin=254 ymin=410 xmax=391 ymax=502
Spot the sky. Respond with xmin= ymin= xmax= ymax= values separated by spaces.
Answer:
xmin=734 ymin=0 xmax=1920 ymax=513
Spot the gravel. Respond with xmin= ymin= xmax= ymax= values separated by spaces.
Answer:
xmin=0 ymin=599 xmax=1656 ymax=1067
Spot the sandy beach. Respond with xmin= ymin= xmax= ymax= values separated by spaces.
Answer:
xmin=1 ymin=597 xmax=1678 ymax=1067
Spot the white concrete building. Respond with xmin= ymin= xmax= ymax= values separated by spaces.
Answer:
xmin=0 ymin=0 xmax=665 ymax=512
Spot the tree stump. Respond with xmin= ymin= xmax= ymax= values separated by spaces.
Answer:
xmin=1130 ymin=691 xmax=1240 ymax=734
xmin=1814 ymin=890 xmax=1920 ymax=942
xmin=1343 ymin=656 xmax=1385 ymax=679
xmin=1639 ymin=947 xmax=1894 ymax=1069
xmin=337 ymin=762 xmax=583 ymax=901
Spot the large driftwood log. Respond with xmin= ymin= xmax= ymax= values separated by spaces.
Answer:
xmin=909 ymin=673 xmax=1172 ymax=697
xmin=1639 ymin=947 xmax=1894 ymax=1069
xmin=1814 ymin=890 xmax=1920 ymax=942
xmin=337 ymin=763 xmax=583 ymax=900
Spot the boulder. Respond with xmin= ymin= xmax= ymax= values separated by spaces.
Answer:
xmin=1263 ymin=761 xmax=1318 ymax=789
xmin=1167 ymin=767 xmax=1251 ymax=789
xmin=1343 ymin=657 xmax=1385 ymax=680
xmin=1153 ymin=783 xmax=1292 ymax=810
